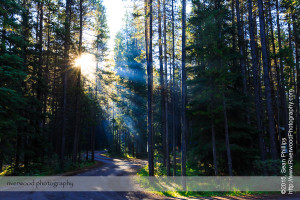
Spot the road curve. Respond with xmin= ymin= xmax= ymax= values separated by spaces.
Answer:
xmin=0 ymin=151 xmax=299 ymax=199
xmin=0 ymin=151 xmax=169 ymax=200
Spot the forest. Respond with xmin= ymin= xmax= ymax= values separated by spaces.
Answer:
xmin=0 ymin=0 xmax=299 ymax=178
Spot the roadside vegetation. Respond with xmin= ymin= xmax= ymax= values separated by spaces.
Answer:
xmin=0 ymin=160 xmax=96 ymax=176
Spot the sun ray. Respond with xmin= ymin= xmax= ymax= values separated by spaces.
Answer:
xmin=74 ymin=54 xmax=96 ymax=81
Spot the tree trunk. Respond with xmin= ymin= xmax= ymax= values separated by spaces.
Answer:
xmin=163 ymin=0 xmax=170 ymax=176
xmin=181 ymin=0 xmax=187 ymax=178
xmin=112 ymin=104 xmax=115 ymax=153
xmin=86 ymin=128 xmax=89 ymax=161
xmin=170 ymin=0 xmax=177 ymax=177
xmin=248 ymin=0 xmax=266 ymax=161
xmin=132 ymin=135 xmax=135 ymax=157
xmin=19 ymin=0 xmax=30 ymax=170
xmin=235 ymin=0 xmax=250 ymax=124
xmin=146 ymin=0 xmax=154 ymax=176
xmin=43 ymin=8 xmax=51 ymax=133
xmin=118 ymin=129 xmax=121 ymax=154
xmin=158 ymin=0 xmax=166 ymax=167
xmin=231 ymin=0 xmax=237 ymax=68
xmin=145 ymin=0 xmax=149 ymax=63
xmin=73 ymin=0 xmax=83 ymax=164
xmin=275 ymin=0 xmax=288 ymax=143
xmin=267 ymin=2 xmax=282 ymax=144
xmin=91 ymin=125 xmax=95 ymax=162
xmin=15 ymin=136 xmax=21 ymax=169
xmin=61 ymin=0 xmax=71 ymax=169
xmin=211 ymin=118 xmax=218 ymax=175
xmin=223 ymin=94 xmax=233 ymax=176
xmin=53 ymin=46 xmax=59 ymax=155
xmin=257 ymin=0 xmax=278 ymax=160
xmin=37 ymin=0 xmax=43 ymax=117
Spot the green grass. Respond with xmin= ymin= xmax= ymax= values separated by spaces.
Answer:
xmin=137 ymin=164 xmax=279 ymax=198
xmin=103 ymin=151 xmax=135 ymax=159
xmin=154 ymin=191 xmax=278 ymax=198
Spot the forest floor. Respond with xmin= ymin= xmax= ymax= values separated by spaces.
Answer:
xmin=0 ymin=151 xmax=299 ymax=199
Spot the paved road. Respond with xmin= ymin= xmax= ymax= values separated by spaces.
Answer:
xmin=77 ymin=151 xmax=147 ymax=176
xmin=0 ymin=151 xmax=300 ymax=199
xmin=0 ymin=151 xmax=167 ymax=200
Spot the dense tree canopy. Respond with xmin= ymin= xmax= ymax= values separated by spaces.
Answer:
xmin=0 ymin=0 xmax=299 ymax=177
